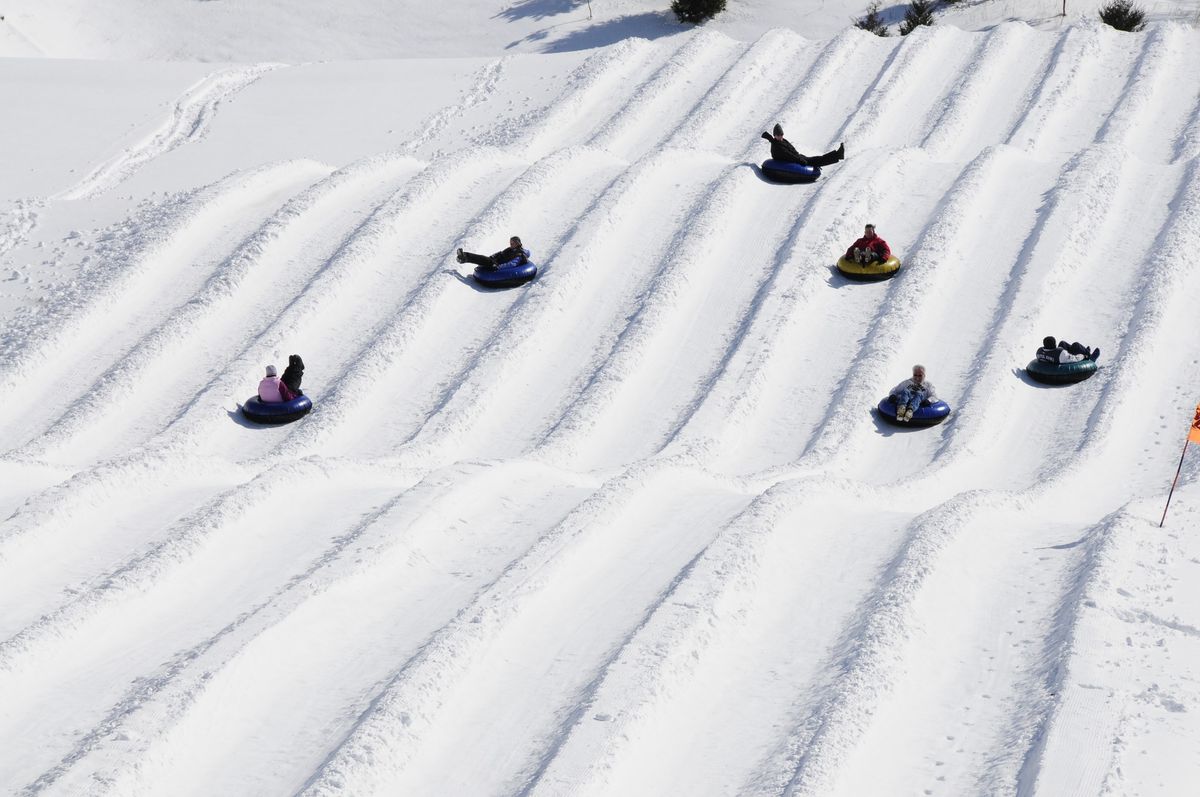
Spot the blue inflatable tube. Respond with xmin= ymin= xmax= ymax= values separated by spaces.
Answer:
xmin=877 ymin=397 xmax=951 ymax=427
xmin=242 ymin=394 xmax=313 ymax=425
xmin=761 ymin=159 xmax=821 ymax=184
xmin=473 ymin=260 xmax=537 ymax=288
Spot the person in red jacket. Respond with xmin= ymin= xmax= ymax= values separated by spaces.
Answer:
xmin=845 ymin=223 xmax=892 ymax=265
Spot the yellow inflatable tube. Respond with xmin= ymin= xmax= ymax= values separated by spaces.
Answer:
xmin=836 ymin=255 xmax=901 ymax=281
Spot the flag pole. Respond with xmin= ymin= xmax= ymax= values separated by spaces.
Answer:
xmin=1160 ymin=435 xmax=1191 ymax=528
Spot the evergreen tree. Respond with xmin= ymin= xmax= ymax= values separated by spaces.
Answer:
xmin=671 ymin=0 xmax=727 ymax=24
xmin=1098 ymin=0 xmax=1147 ymax=31
xmin=898 ymin=0 xmax=936 ymax=35
xmin=855 ymin=1 xmax=890 ymax=36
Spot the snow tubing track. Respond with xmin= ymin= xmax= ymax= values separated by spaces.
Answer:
xmin=2 ymin=23 xmax=1200 ymax=797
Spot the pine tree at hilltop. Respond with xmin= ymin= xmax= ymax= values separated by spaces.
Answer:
xmin=855 ymin=1 xmax=890 ymax=36
xmin=899 ymin=0 xmax=936 ymax=35
xmin=671 ymin=0 xmax=727 ymax=24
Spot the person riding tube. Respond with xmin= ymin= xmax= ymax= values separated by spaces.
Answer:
xmin=459 ymin=235 xmax=537 ymax=287
xmin=837 ymin=223 xmax=901 ymax=280
xmin=1027 ymin=336 xmax=1100 ymax=385
xmin=759 ymin=124 xmax=844 ymax=184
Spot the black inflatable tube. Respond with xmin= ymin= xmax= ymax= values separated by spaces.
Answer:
xmin=761 ymin=159 xmax=821 ymax=184
xmin=242 ymin=394 xmax=313 ymax=425
xmin=1026 ymin=358 xmax=1097 ymax=385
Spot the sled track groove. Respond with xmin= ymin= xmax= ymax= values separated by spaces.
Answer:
xmin=56 ymin=63 xmax=284 ymax=202
xmin=18 ymin=157 xmax=424 ymax=463
xmin=25 ymin=463 xmax=593 ymax=796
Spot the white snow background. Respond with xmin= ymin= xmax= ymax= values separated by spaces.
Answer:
xmin=2 ymin=0 xmax=1200 ymax=795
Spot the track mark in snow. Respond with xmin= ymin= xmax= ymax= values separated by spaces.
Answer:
xmin=21 ymin=462 xmax=584 ymax=796
xmin=407 ymin=57 xmax=508 ymax=155
xmin=772 ymin=491 xmax=1001 ymax=797
xmin=786 ymin=147 xmax=1005 ymax=473
xmin=22 ymin=156 xmax=421 ymax=464
xmin=296 ymin=462 xmax=744 ymax=797
xmin=0 ymin=200 xmax=40 ymax=258
xmin=516 ymin=38 xmax=668 ymax=159
xmin=0 ymin=160 xmax=331 ymax=458
xmin=55 ymin=64 xmax=283 ymax=201
xmin=998 ymin=510 xmax=1128 ymax=797
xmin=301 ymin=147 xmax=626 ymax=461
xmin=841 ymin=25 xmax=978 ymax=151
xmin=666 ymin=28 xmax=813 ymax=154
xmin=587 ymin=30 xmax=746 ymax=160
xmin=918 ymin=24 xmax=1048 ymax=156
xmin=523 ymin=477 xmax=887 ymax=797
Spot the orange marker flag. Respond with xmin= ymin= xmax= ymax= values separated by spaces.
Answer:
xmin=1162 ymin=402 xmax=1200 ymax=527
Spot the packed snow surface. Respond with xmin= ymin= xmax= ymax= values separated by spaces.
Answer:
xmin=2 ymin=8 xmax=1200 ymax=797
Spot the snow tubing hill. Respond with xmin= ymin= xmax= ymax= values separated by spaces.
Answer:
xmin=473 ymin=259 xmax=537 ymax=288
xmin=837 ymin=255 xmax=901 ymax=281
xmin=1026 ymin=358 xmax=1098 ymax=385
xmin=761 ymin=159 xmax=821 ymax=184
xmin=877 ymin=397 xmax=951 ymax=427
xmin=242 ymin=394 xmax=313 ymax=424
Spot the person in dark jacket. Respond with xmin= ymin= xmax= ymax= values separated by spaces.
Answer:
xmin=760 ymin=123 xmax=844 ymax=167
xmin=845 ymin=224 xmax=892 ymax=264
xmin=281 ymin=353 xmax=305 ymax=396
xmin=456 ymin=236 xmax=530 ymax=271
xmin=1036 ymin=336 xmax=1100 ymax=364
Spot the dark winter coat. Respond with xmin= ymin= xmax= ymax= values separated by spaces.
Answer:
xmin=491 ymin=246 xmax=530 ymax=267
xmin=761 ymin=131 xmax=808 ymax=165
xmin=281 ymin=354 xmax=305 ymax=395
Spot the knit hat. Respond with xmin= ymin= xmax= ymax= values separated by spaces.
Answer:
xmin=1042 ymin=336 xmax=1056 ymax=349
xmin=265 ymin=364 xmax=277 ymax=377
xmin=772 ymin=123 xmax=784 ymax=137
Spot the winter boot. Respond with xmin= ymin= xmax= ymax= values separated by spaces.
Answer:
xmin=837 ymin=142 xmax=845 ymax=161
xmin=904 ymin=407 xmax=915 ymax=421
xmin=1089 ymin=347 xmax=1100 ymax=362
xmin=456 ymin=248 xmax=466 ymax=264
